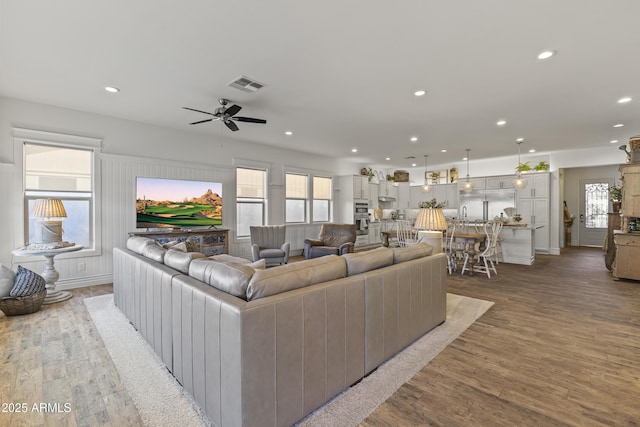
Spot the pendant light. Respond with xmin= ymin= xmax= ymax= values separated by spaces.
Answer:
xmin=422 ymin=154 xmax=431 ymax=192
xmin=462 ymin=148 xmax=474 ymax=192
xmin=512 ymin=140 xmax=528 ymax=190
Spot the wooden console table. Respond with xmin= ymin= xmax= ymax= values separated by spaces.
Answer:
xmin=129 ymin=228 xmax=229 ymax=256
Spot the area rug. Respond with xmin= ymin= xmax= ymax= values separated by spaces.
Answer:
xmin=85 ymin=293 xmax=493 ymax=427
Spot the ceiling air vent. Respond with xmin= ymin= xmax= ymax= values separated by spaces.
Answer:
xmin=227 ymin=75 xmax=267 ymax=93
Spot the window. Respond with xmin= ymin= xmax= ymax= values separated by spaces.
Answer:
xmin=585 ymin=182 xmax=609 ymax=228
xmin=313 ymin=176 xmax=332 ymax=222
xmin=286 ymin=173 xmax=308 ymax=223
xmin=24 ymin=143 xmax=94 ymax=248
xmin=236 ymin=167 xmax=266 ymax=237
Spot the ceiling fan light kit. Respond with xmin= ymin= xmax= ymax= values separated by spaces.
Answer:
xmin=183 ymin=98 xmax=267 ymax=132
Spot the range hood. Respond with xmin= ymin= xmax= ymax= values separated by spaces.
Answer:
xmin=378 ymin=196 xmax=396 ymax=202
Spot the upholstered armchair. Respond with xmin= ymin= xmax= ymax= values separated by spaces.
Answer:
xmin=250 ymin=225 xmax=290 ymax=267
xmin=303 ymin=224 xmax=357 ymax=259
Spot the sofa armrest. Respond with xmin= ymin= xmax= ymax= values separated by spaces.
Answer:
xmin=280 ymin=242 xmax=290 ymax=264
xmin=304 ymin=238 xmax=323 ymax=259
xmin=250 ymin=244 xmax=260 ymax=262
xmin=304 ymin=238 xmax=323 ymax=246
xmin=338 ymin=242 xmax=355 ymax=255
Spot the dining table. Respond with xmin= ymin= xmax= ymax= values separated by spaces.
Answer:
xmin=452 ymin=232 xmax=486 ymax=276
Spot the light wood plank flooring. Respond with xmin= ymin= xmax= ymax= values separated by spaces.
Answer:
xmin=361 ymin=247 xmax=640 ymax=426
xmin=1 ymin=247 xmax=638 ymax=426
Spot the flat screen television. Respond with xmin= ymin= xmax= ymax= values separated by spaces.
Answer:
xmin=136 ymin=177 xmax=222 ymax=228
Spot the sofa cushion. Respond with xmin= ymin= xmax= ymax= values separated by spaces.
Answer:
xmin=164 ymin=249 xmax=206 ymax=274
xmin=209 ymin=254 xmax=266 ymax=269
xmin=246 ymin=255 xmax=347 ymax=301
xmin=189 ymin=258 xmax=256 ymax=299
xmin=0 ymin=264 xmax=15 ymax=298
xmin=342 ymin=247 xmax=394 ymax=276
xmin=126 ymin=236 xmax=156 ymax=254
xmin=391 ymin=242 xmax=433 ymax=263
xmin=141 ymin=243 xmax=167 ymax=263
xmin=10 ymin=266 xmax=46 ymax=297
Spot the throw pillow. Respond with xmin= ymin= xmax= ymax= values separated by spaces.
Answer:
xmin=10 ymin=266 xmax=46 ymax=297
xmin=170 ymin=242 xmax=189 ymax=252
xmin=0 ymin=264 xmax=15 ymax=298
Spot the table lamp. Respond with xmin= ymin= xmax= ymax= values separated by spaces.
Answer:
xmin=31 ymin=199 xmax=67 ymax=245
xmin=414 ymin=207 xmax=447 ymax=253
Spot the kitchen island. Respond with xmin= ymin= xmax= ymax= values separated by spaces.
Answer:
xmin=500 ymin=224 xmax=543 ymax=265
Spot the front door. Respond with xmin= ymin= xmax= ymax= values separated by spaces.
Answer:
xmin=579 ymin=179 xmax=613 ymax=247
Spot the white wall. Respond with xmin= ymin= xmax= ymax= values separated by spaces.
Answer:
xmin=0 ymin=96 xmax=357 ymax=288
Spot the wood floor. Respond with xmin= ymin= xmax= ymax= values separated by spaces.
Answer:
xmin=0 ymin=247 xmax=638 ymax=426
xmin=361 ymin=247 xmax=640 ymax=426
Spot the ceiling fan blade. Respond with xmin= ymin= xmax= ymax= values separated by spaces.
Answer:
xmin=189 ymin=119 xmax=213 ymax=125
xmin=233 ymin=116 xmax=267 ymax=124
xmin=224 ymin=120 xmax=240 ymax=132
xmin=183 ymin=107 xmax=216 ymax=116
xmin=224 ymin=104 xmax=242 ymax=117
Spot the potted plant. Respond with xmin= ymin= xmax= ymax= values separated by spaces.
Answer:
xmin=610 ymin=185 xmax=622 ymax=212
xmin=534 ymin=161 xmax=549 ymax=171
xmin=515 ymin=162 xmax=532 ymax=173
xmin=418 ymin=198 xmax=445 ymax=209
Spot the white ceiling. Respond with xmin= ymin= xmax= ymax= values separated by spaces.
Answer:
xmin=2 ymin=0 xmax=639 ymax=169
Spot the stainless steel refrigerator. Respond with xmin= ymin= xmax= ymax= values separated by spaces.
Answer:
xmin=459 ymin=189 xmax=516 ymax=221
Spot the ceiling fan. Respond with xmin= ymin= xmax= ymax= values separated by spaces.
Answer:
xmin=183 ymin=98 xmax=267 ymax=132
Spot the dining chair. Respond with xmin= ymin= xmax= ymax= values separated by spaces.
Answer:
xmin=444 ymin=222 xmax=468 ymax=274
xmin=396 ymin=219 xmax=421 ymax=247
xmin=469 ymin=221 xmax=502 ymax=278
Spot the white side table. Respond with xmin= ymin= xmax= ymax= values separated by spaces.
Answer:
xmin=12 ymin=245 xmax=83 ymax=304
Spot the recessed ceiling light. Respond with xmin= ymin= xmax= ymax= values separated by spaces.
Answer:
xmin=610 ymin=140 xmax=619 ymax=144
xmin=385 ymin=157 xmax=391 ymax=161
xmin=529 ymin=149 xmax=536 ymax=153
xmin=496 ymin=120 xmax=507 ymax=126
xmin=441 ymin=149 xmax=447 ymax=153
xmin=351 ymin=148 xmax=358 ymax=153
xmin=613 ymin=123 xmax=625 ymax=128
xmin=414 ymin=90 xmax=426 ymax=97
xmin=462 ymin=157 xmax=468 ymax=161
xmin=284 ymin=131 xmax=293 ymax=135
xmin=516 ymin=137 xmax=524 ymax=142
xmin=104 ymin=86 xmax=120 ymax=93
xmin=617 ymin=97 xmax=632 ymax=103
xmin=537 ymin=50 xmax=556 ymax=60
xmin=411 ymin=163 xmax=417 ymax=167
xmin=410 ymin=136 xmax=418 ymax=142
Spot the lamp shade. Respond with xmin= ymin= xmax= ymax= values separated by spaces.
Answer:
xmin=31 ymin=199 xmax=67 ymax=219
xmin=415 ymin=207 xmax=447 ymax=231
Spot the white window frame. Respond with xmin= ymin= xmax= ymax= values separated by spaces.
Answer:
xmin=12 ymin=128 xmax=102 ymax=259
xmin=285 ymin=167 xmax=334 ymax=224
xmin=312 ymin=175 xmax=333 ymax=223
xmin=235 ymin=166 xmax=267 ymax=238
xmin=285 ymin=172 xmax=309 ymax=224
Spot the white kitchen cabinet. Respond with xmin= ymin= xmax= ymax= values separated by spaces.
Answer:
xmin=396 ymin=182 xmax=410 ymax=208
xmin=486 ymin=175 xmax=516 ymax=189
xmin=411 ymin=183 xmax=459 ymax=208
xmin=369 ymin=183 xmax=379 ymax=208
xmin=516 ymin=172 xmax=550 ymax=252
xmin=458 ymin=177 xmax=486 ymax=191
xmin=352 ymin=175 xmax=370 ymax=200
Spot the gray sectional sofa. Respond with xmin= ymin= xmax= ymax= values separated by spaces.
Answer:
xmin=113 ymin=236 xmax=447 ymax=427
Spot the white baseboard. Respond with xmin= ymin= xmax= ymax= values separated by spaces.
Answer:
xmin=56 ymin=273 xmax=113 ymax=290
